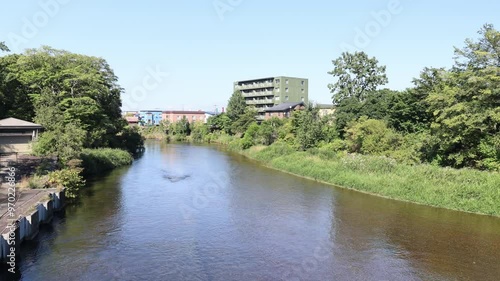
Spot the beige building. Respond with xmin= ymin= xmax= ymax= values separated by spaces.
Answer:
xmin=0 ymin=118 xmax=42 ymax=154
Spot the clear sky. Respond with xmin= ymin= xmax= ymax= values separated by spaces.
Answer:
xmin=1 ymin=0 xmax=499 ymax=111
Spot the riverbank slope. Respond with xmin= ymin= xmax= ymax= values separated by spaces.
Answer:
xmin=236 ymin=143 xmax=500 ymax=217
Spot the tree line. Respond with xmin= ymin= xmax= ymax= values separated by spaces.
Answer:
xmin=0 ymin=45 xmax=143 ymax=163
xmin=183 ymin=24 xmax=500 ymax=171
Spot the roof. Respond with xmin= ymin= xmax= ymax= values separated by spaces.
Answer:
xmin=163 ymin=110 xmax=206 ymax=115
xmin=316 ymin=104 xmax=335 ymax=109
xmin=125 ymin=116 xmax=139 ymax=123
xmin=265 ymin=102 xmax=305 ymax=112
xmin=0 ymin=118 xmax=43 ymax=129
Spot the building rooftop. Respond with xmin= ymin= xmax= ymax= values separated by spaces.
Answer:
xmin=163 ymin=110 xmax=206 ymax=114
xmin=0 ymin=118 xmax=43 ymax=129
xmin=125 ymin=116 xmax=139 ymax=123
xmin=265 ymin=102 xmax=304 ymax=112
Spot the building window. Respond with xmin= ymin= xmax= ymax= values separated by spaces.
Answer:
xmin=275 ymin=96 xmax=280 ymax=101
xmin=286 ymin=79 xmax=289 ymax=84
xmin=193 ymin=116 xmax=196 ymax=121
xmin=285 ymin=88 xmax=289 ymax=93
xmin=301 ymin=80 xmax=305 ymax=85
xmin=177 ymin=116 xmax=180 ymax=120
xmin=301 ymin=97 xmax=304 ymax=102
xmin=285 ymin=96 xmax=289 ymax=101
xmin=275 ymin=79 xmax=280 ymax=84
xmin=276 ymin=88 xmax=280 ymax=93
xmin=301 ymin=89 xmax=305 ymax=93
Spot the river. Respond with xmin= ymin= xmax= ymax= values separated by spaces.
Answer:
xmin=9 ymin=141 xmax=500 ymax=280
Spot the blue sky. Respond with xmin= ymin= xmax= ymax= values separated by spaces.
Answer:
xmin=1 ymin=0 xmax=499 ymax=111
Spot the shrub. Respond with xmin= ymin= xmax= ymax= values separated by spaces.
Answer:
xmin=80 ymin=148 xmax=133 ymax=176
xmin=47 ymin=169 xmax=85 ymax=199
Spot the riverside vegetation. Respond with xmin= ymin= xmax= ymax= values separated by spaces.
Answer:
xmin=0 ymin=45 xmax=143 ymax=199
xmin=141 ymin=25 xmax=500 ymax=216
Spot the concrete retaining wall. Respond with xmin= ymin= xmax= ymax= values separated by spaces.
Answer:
xmin=0 ymin=189 xmax=66 ymax=263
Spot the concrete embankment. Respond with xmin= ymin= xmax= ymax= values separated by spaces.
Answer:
xmin=0 ymin=189 xmax=65 ymax=263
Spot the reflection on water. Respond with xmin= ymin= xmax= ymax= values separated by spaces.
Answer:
xmin=8 ymin=141 xmax=500 ymax=281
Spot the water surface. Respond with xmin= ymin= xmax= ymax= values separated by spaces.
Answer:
xmin=11 ymin=141 xmax=500 ymax=280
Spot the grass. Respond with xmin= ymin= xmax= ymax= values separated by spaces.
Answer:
xmin=242 ymin=142 xmax=500 ymax=217
xmin=80 ymin=148 xmax=133 ymax=176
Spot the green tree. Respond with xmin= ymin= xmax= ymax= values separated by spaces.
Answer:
xmin=328 ymin=51 xmax=388 ymax=105
xmin=257 ymin=117 xmax=283 ymax=145
xmin=0 ymin=54 xmax=35 ymax=120
xmin=173 ymin=116 xmax=191 ymax=138
xmin=291 ymin=105 xmax=325 ymax=150
xmin=0 ymin=42 xmax=9 ymax=52
xmin=226 ymin=90 xmax=247 ymax=120
xmin=231 ymin=108 xmax=258 ymax=135
xmin=207 ymin=113 xmax=232 ymax=134
xmin=426 ymin=24 xmax=500 ymax=169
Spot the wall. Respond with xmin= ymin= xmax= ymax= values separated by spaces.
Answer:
xmin=0 ymin=189 xmax=66 ymax=263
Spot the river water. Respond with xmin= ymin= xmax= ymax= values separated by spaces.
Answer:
xmin=9 ymin=141 xmax=500 ymax=280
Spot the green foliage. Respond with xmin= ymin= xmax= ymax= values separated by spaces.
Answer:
xmin=207 ymin=113 xmax=232 ymax=134
xmin=256 ymin=117 xmax=283 ymax=145
xmin=47 ymin=168 xmax=86 ymax=199
xmin=173 ymin=116 xmax=191 ymax=140
xmin=245 ymin=143 xmax=500 ymax=216
xmin=190 ymin=122 xmax=209 ymax=142
xmin=80 ymin=148 xmax=133 ymax=176
xmin=425 ymin=25 xmax=500 ymax=170
xmin=328 ymin=51 xmax=388 ymax=105
xmin=291 ymin=105 xmax=325 ymax=150
xmin=33 ymin=122 xmax=87 ymax=163
xmin=0 ymin=54 xmax=35 ymax=120
xmin=345 ymin=117 xmax=402 ymax=155
xmin=230 ymin=108 xmax=258 ymax=135
xmin=241 ymin=122 xmax=259 ymax=149
xmin=0 ymin=42 xmax=9 ymax=52
xmin=226 ymin=90 xmax=246 ymax=120
xmin=117 ymin=126 xmax=145 ymax=153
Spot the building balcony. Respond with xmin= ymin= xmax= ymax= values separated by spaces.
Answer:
xmin=241 ymin=91 xmax=274 ymax=97
xmin=246 ymin=99 xmax=275 ymax=105
xmin=236 ymin=82 xmax=274 ymax=90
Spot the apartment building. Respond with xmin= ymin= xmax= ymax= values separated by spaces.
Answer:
xmin=162 ymin=111 xmax=207 ymax=124
xmin=234 ymin=76 xmax=308 ymax=119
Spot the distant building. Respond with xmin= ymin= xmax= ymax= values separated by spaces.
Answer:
xmin=0 ymin=118 xmax=43 ymax=154
xmin=316 ymin=104 xmax=336 ymax=117
xmin=234 ymin=76 xmax=308 ymax=119
xmin=264 ymin=102 xmax=305 ymax=120
xmin=162 ymin=111 xmax=207 ymax=124
xmin=125 ymin=116 xmax=139 ymax=127
xmin=139 ymin=110 xmax=163 ymax=126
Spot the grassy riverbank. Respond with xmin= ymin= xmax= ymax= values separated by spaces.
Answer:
xmin=239 ymin=143 xmax=500 ymax=217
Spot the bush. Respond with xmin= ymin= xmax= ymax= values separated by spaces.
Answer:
xmin=80 ymin=148 xmax=133 ymax=176
xmin=47 ymin=169 xmax=85 ymax=199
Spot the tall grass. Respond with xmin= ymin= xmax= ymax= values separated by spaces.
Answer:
xmin=244 ymin=143 xmax=500 ymax=217
xmin=80 ymin=148 xmax=133 ymax=176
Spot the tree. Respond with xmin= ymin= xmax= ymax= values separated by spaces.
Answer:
xmin=0 ymin=42 xmax=9 ymax=52
xmin=454 ymin=23 xmax=500 ymax=70
xmin=426 ymin=24 xmax=500 ymax=170
xmin=226 ymin=90 xmax=246 ymax=120
xmin=207 ymin=113 xmax=231 ymax=134
xmin=10 ymin=46 xmax=126 ymax=148
xmin=328 ymin=51 xmax=388 ymax=105
xmin=0 ymin=54 xmax=35 ymax=120
xmin=231 ymin=107 xmax=258 ymax=135
xmin=291 ymin=105 xmax=325 ymax=150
